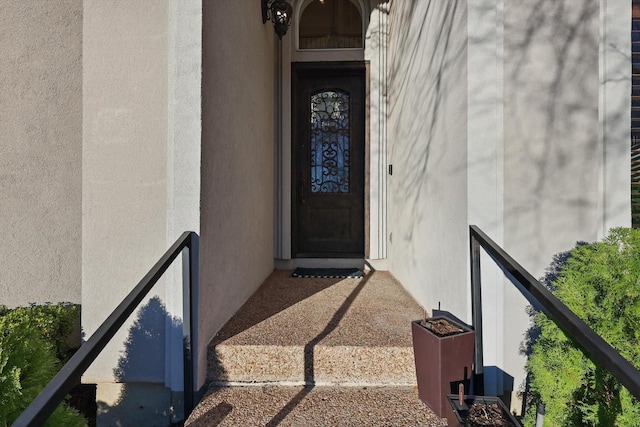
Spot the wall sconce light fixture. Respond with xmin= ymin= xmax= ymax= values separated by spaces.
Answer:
xmin=262 ymin=0 xmax=293 ymax=39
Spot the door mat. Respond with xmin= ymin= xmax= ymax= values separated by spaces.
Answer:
xmin=292 ymin=267 xmax=364 ymax=278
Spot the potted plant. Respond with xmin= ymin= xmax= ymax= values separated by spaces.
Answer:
xmin=411 ymin=313 xmax=475 ymax=419
xmin=446 ymin=394 xmax=522 ymax=427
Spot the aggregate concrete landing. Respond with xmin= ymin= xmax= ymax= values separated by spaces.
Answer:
xmin=207 ymin=270 xmax=424 ymax=385
xmin=185 ymin=385 xmax=446 ymax=426
xmin=194 ymin=271 xmax=445 ymax=425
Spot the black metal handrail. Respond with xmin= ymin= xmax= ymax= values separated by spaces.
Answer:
xmin=470 ymin=225 xmax=640 ymax=400
xmin=12 ymin=231 xmax=199 ymax=427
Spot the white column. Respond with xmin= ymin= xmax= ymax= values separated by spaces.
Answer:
xmin=467 ymin=0 xmax=505 ymax=397
xmin=599 ymin=0 xmax=631 ymax=235
xmin=165 ymin=0 xmax=202 ymax=393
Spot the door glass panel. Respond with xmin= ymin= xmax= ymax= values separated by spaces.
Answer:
xmin=310 ymin=90 xmax=350 ymax=193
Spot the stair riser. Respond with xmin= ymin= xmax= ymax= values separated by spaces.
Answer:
xmin=209 ymin=345 xmax=305 ymax=383
xmin=209 ymin=344 xmax=417 ymax=385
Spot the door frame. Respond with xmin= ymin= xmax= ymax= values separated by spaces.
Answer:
xmin=290 ymin=61 xmax=369 ymax=259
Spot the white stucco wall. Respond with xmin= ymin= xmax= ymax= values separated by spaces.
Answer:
xmin=83 ymin=0 xmax=170 ymax=385
xmin=366 ymin=2 xmax=389 ymax=261
xmin=467 ymin=0 xmax=506 ymax=398
xmin=200 ymin=0 xmax=276 ymax=388
xmin=387 ymin=0 xmax=630 ymax=411
xmin=387 ymin=0 xmax=469 ymax=321
xmin=82 ymin=2 xmax=201 ymax=423
xmin=499 ymin=0 xmax=630 ymax=405
xmin=0 ymin=0 xmax=82 ymax=307
xmin=600 ymin=0 xmax=632 ymax=232
xmin=464 ymin=0 xmax=631 ymax=408
xmin=504 ymin=1 xmax=602 ymax=264
xmin=165 ymin=0 xmax=203 ymax=394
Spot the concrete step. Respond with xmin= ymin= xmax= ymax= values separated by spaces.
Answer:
xmin=206 ymin=270 xmax=423 ymax=386
xmin=185 ymin=385 xmax=446 ymax=426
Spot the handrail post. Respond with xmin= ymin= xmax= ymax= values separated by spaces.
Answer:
xmin=11 ymin=231 xmax=198 ymax=427
xmin=470 ymin=228 xmax=484 ymax=395
xmin=468 ymin=224 xmax=640 ymax=402
xmin=182 ymin=232 xmax=199 ymax=419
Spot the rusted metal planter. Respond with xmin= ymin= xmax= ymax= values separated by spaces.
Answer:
xmin=446 ymin=395 xmax=522 ymax=427
xmin=411 ymin=317 xmax=474 ymax=419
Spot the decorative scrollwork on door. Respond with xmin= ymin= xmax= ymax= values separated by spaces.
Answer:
xmin=310 ymin=90 xmax=350 ymax=193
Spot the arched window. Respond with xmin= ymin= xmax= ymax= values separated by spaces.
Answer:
xmin=299 ymin=0 xmax=363 ymax=50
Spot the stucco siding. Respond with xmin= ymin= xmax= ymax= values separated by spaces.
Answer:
xmin=82 ymin=0 xmax=170 ymax=384
xmin=81 ymin=2 xmax=201 ymax=423
xmin=502 ymin=0 xmax=599 ymax=396
xmin=0 ymin=0 xmax=82 ymax=307
xmin=387 ymin=1 xmax=469 ymax=321
xmin=200 ymin=0 xmax=276 ymax=388
xmin=504 ymin=1 xmax=601 ymax=267
xmin=499 ymin=0 xmax=630 ymax=404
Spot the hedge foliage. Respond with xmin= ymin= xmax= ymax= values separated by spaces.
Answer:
xmin=0 ymin=303 xmax=87 ymax=427
xmin=525 ymin=228 xmax=640 ymax=426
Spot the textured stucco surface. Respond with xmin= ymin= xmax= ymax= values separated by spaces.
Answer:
xmin=385 ymin=0 xmax=630 ymax=411
xmin=502 ymin=0 xmax=630 ymax=261
xmin=466 ymin=0 xmax=507 ymax=398
xmin=386 ymin=1 xmax=469 ymax=321
xmin=82 ymin=1 xmax=170 ymax=384
xmin=499 ymin=0 xmax=631 ymax=405
xmin=82 ymin=2 xmax=201 ymax=424
xmin=0 ymin=0 xmax=82 ymax=307
xmin=504 ymin=0 xmax=602 ymax=270
xmin=200 ymin=0 xmax=276 ymax=388
xmin=365 ymin=4 xmax=389 ymax=261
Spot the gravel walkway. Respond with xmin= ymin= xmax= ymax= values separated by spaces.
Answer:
xmin=186 ymin=385 xmax=447 ymax=426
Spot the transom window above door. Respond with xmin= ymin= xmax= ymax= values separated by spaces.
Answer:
xmin=299 ymin=0 xmax=363 ymax=49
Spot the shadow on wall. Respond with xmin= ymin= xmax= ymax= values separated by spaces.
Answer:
xmin=518 ymin=242 xmax=588 ymax=414
xmin=97 ymin=296 xmax=185 ymax=427
xmin=504 ymin=0 xmax=629 ymax=253
xmin=519 ymin=242 xmax=588 ymax=358
xmin=390 ymin=1 xmax=628 ymax=248
xmin=387 ymin=1 xmax=467 ymax=251
xmin=484 ymin=367 xmax=515 ymax=408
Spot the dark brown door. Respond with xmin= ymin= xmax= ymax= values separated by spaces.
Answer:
xmin=292 ymin=63 xmax=365 ymax=258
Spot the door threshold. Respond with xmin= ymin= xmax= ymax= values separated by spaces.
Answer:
xmin=275 ymin=258 xmax=365 ymax=270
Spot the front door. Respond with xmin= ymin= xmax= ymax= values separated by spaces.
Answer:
xmin=292 ymin=62 xmax=365 ymax=258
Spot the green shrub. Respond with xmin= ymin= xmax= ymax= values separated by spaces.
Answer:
xmin=0 ymin=303 xmax=87 ymax=427
xmin=0 ymin=303 xmax=78 ymax=363
xmin=524 ymin=228 xmax=640 ymax=426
